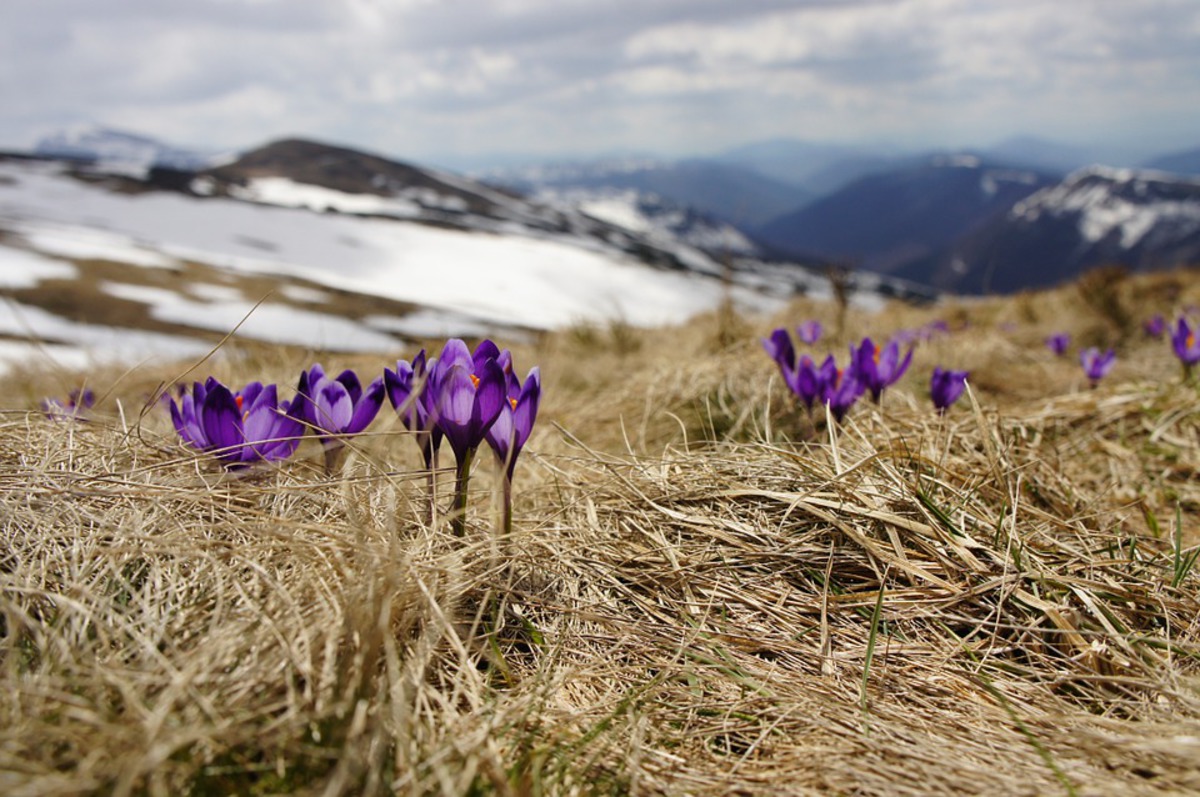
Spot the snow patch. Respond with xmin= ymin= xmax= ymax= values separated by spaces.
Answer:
xmin=275 ymin=284 xmax=332 ymax=304
xmin=93 ymin=281 xmax=404 ymax=352
xmin=187 ymin=282 xmax=245 ymax=303
xmin=1011 ymin=167 xmax=1200 ymax=247
xmin=0 ymin=244 xmax=78 ymax=287
xmin=229 ymin=177 xmax=422 ymax=218
xmin=13 ymin=222 xmax=179 ymax=269
xmin=0 ymin=300 xmax=212 ymax=371
xmin=365 ymin=308 xmax=506 ymax=340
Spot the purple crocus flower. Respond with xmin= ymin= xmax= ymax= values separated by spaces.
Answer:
xmin=854 ymin=337 xmax=913 ymax=403
xmin=168 ymin=377 xmax=303 ymax=468
xmin=294 ymin=364 xmax=384 ymax=474
xmin=930 ymin=367 xmax=969 ymax=413
xmin=823 ymin=365 xmax=865 ymax=423
xmin=796 ymin=320 xmax=823 ymax=345
xmin=295 ymin=364 xmax=385 ymax=445
xmin=1080 ymin=347 xmax=1116 ymax=386
xmin=428 ymin=339 xmax=506 ymax=463
xmin=427 ymin=339 xmax=509 ymax=535
xmin=385 ymin=349 xmax=442 ymax=466
xmin=486 ymin=364 xmax=542 ymax=535
xmin=1171 ymin=317 xmax=1200 ymax=377
xmin=762 ymin=328 xmax=796 ymax=372
xmin=787 ymin=354 xmax=836 ymax=412
xmin=486 ymin=366 xmax=541 ymax=480
xmin=41 ymin=388 xmax=95 ymax=420
xmin=1045 ymin=333 xmax=1070 ymax=356
xmin=1144 ymin=314 xmax=1166 ymax=338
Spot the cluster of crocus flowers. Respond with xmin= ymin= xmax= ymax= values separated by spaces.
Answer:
xmin=165 ymin=338 xmax=541 ymax=536
xmin=385 ymin=338 xmax=541 ymax=535
xmin=763 ymin=329 xmax=916 ymax=422
xmin=168 ymin=377 xmax=305 ymax=468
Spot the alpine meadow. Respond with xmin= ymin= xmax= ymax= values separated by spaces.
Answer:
xmin=2 ymin=265 xmax=1199 ymax=795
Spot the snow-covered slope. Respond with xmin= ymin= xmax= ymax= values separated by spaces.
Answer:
xmin=0 ymin=157 xmax=796 ymax=373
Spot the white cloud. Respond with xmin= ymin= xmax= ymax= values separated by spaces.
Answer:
xmin=1 ymin=0 xmax=1198 ymax=162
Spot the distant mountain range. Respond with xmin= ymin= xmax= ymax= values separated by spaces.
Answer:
xmin=1142 ymin=147 xmax=1200 ymax=176
xmin=899 ymin=167 xmax=1200 ymax=293
xmin=754 ymin=154 xmax=1059 ymax=273
xmin=494 ymin=137 xmax=1200 ymax=293
xmin=15 ymin=126 xmax=1200 ymax=296
xmin=481 ymin=157 xmax=811 ymax=229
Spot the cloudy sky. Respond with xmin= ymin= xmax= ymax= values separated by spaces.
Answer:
xmin=4 ymin=0 xmax=1199 ymax=168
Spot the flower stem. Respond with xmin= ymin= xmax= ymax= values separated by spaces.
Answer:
xmin=322 ymin=443 xmax=346 ymax=478
xmin=425 ymin=445 xmax=438 ymax=529
xmin=450 ymin=448 xmax=474 ymax=537
xmin=501 ymin=473 xmax=513 ymax=538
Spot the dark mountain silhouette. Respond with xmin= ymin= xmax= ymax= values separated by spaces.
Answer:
xmin=755 ymin=155 xmax=1057 ymax=274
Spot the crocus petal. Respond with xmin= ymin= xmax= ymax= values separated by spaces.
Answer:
xmin=385 ymin=361 xmax=416 ymax=420
xmin=240 ymin=381 xmax=265 ymax=410
xmin=472 ymin=339 xmax=502 ymax=372
xmin=896 ymin=346 xmax=914 ymax=381
xmin=437 ymin=339 xmax=473 ymax=373
xmin=762 ymin=328 xmax=796 ymax=372
xmin=334 ymin=369 xmax=363 ymax=406
xmin=345 ymin=376 xmax=385 ymax=435
xmin=243 ymin=395 xmax=283 ymax=448
xmin=315 ymin=380 xmax=354 ymax=433
xmin=269 ymin=400 xmax=306 ymax=459
xmin=201 ymin=383 xmax=244 ymax=456
xmin=486 ymin=401 xmax=515 ymax=465
xmin=511 ymin=367 xmax=541 ymax=450
xmin=471 ymin=358 xmax=507 ymax=440
xmin=170 ymin=395 xmax=203 ymax=448
xmin=436 ymin=365 xmax=480 ymax=461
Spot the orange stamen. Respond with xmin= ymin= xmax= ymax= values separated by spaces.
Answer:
xmin=470 ymin=374 xmax=480 ymax=389
xmin=509 ymin=397 xmax=518 ymax=410
xmin=235 ymin=395 xmax=244 ymax=410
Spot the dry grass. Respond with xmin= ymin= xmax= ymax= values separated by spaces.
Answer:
xmin=2 ymin=267 xmax=1200 ymax=795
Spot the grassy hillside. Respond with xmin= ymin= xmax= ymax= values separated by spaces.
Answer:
xmin=2 ymin=266 xmax=1199 ymax=795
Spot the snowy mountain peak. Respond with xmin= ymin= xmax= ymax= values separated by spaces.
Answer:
xmin=1059 ymin=163 xmax=1200 ymax=190
xmin=1012 ymin=166 xmax=1200 ymax=239
xmin=534 ymin=186 xmax=760 ymax=257
xmin=33 ymin=125 xmax=225 ymax=176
